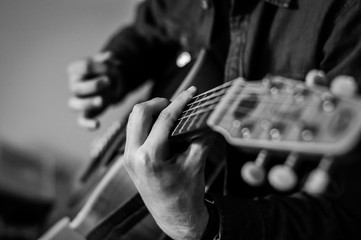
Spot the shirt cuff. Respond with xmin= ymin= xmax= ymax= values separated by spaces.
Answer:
xmin=201 ymin=193 xmax=221 ymax=240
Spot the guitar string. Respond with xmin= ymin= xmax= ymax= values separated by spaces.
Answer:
xmin=174 ymin=89 xmax=331 ymax=134
xmin=187 ymin=81 xmax=306 ymax=104
xmin=180 ymin=97 xmax=297 ymax=120
xmin=176 ymin=79 xmax=337 ymax=135
xmin=180 ymin=96 xmax=224 ymax=117
xmin=184 ymin=77 xmax=337 ymax=116
xmin=173 ymin=102 xmax=306 ymax=136
xmin=181 ymin=87 xmax=333 ymax=120
xmin=188 ymin=81 xmax=233 ymax=102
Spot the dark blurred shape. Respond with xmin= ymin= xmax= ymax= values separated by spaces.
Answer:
xmin=0 ymin=141 xmax=55 ymax=240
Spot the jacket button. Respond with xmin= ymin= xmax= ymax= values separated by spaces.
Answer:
xmin=176 ymin=52 xmax=191 ymax=68
xmin=201 ymin=0 xmax=209 ymax=10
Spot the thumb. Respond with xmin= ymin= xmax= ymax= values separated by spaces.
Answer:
xmin=183 ymin=133 xmax=218 ymax=168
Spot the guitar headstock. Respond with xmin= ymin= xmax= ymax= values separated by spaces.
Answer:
xmin=207 ymin=76 xmax=361 ymax=156
xmin=207 ymin=76 xmax=361 ymax=194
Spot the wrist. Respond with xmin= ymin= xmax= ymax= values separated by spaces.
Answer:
xmin=150 ymin=200 xmax=209 ymax=240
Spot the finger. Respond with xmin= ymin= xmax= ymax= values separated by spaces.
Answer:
xmin=126 ymin=98 xmax=170 ymax=151
xmin=330 ymin=75 xmax=358 ymax=97
xmin=305 ymin=69 xmax=326 ymax=87
xmin=77 ymin=116 xmax=100 ymax=130
xmin=68 ymin=52 xmax=111 ymax=83
xmin=183 ymin=134 xmax=218 ymax=168
xmin=68 ymin=96 xmax=103 ymax=112
xmin=67 ymin=58 xmax=92 ymax=82
xmin=70 ymin=76 xmax=110 ymax=97
xmin=88 ymin=52 xmax=112 ymax=75
xmin=144 ymin=86 xmax=197 ymax=156
xmin=92 ymin=51 xmax=112 ymax=63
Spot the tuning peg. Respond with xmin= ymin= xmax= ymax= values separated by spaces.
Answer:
xmin=305 ymin=69 xmax=326 ymax=87
xmin=241 ymin=150 xmax=268 ymax=186
xmin=268 ymin=153 xmax=299 ymax=191
xmin=330 ymin=75 xmax=357 ymax=97
xmin=303 ymin=156 xmax=332 ymax=195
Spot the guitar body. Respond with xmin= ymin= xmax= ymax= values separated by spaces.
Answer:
xmin=44 ymin=50 xmax=224 ymax=240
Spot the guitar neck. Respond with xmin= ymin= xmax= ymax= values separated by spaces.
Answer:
xmin=171 ymin=81 xmax=233 ymax=140
xmin=172 ymin=76 xmax=361 ymax=157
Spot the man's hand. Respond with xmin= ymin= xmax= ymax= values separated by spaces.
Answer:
xmin=67 ymin=51 xmax=124 ymax=129
xmin=124 ymin=86 xmax=214 ymax=240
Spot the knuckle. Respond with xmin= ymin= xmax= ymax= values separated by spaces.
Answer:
xmin=92 ymin=96 xmax=103 ymax=108
xmin=132 ymin=103 xmax=148 ymax=116
xmin=69 ymin=81 xmax=80 ymax=94
xmin=134 ymin=149 xmax=148 ymax=163
xmin=68 ymin=97 xmax=78 ymax=110
xmin=96 ymin=76 xmax=110 ymax=89
xmin=159 ymin=98 xmax=171 ymax=107
xmin=124 ymin=149 xmax=149 ymax=170
xmin=68 ymin=59 xmax=88 ymax=75
xmin=154 ymin=97 xmax=168 ymax=103
xmin=92 ymin=61 xmax=107 ymax=74
xmin=159 ymin=109 xmax=174 ymax=121
xmin=179 ymin=89 xmax=192 ymax=99
xmin=123 ymin=152 xmax=134 ymax=170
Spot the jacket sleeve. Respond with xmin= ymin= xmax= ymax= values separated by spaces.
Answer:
xmin=101 ymin=0 xmax=182 ymax=92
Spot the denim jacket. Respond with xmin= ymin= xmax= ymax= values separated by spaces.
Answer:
xmin=103 ymin=0 xmax=361 ymax=239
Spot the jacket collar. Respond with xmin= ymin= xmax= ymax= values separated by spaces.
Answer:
xmin=265 ymin=0 xmax=293 ymax=8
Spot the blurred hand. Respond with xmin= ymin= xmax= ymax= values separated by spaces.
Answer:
xmin=124 ymin=87 xmax=215 ymax=240
xmin=67 ymin=51 xmax=124 ymax=129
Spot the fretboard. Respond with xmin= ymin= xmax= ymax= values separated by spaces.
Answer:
xmin=171 ymin=81 xmax=233 ymax=137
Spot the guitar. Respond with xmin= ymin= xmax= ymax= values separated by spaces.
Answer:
xmin=39 ymin=50 xmax=361 ymax=240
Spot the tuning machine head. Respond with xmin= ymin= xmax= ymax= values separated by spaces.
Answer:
xmin=303 ymin=156 xmax=332 ymax=195
xmin=268 ymin=153 xmax=299 ymax=192
xmin=240 ymin=150 xmax=268 ymax=186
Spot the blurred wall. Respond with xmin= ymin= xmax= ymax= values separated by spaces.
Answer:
xmin=0 ymin=0 xmax=140 ymax=169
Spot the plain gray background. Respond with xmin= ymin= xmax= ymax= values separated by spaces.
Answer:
xmin=0 ymin=0 xmax=142 ymax=171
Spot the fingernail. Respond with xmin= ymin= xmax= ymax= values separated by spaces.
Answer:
xmin=78 ymin=117 xmax=99 ymax=130
xmin=100 ymin=76 xmax=110 ymax=87
xmin=187 ymin=86 xmax=197 ymax=93
xmin=93 ymin=97 xmax=102 ymax=106
xmin=93 ymin=51 xmax=111 ymax=62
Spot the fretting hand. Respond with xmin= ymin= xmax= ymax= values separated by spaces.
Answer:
xmin=67 ymin=51 xmax=124 ymax=130
xmin=124 ymin=86 xmax=215 ymax=240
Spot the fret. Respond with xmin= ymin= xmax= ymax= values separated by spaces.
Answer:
xmin=195 ymin=110 xmax=212 ymax=129
xmin=179 ymin=97 xmax=221 ymax=120
xmin=185 ymin=90 xmax=217 ymax=132
xmin=173 ymin=93 xmax=206 ymax=136
xmin=182 ymin=92 xmax=224 ymax=115
xmin=178 ymin=95 xmax=201 ymax=134
xmin=172 ymin=81 xmax=234 ymax=137
xmin=186 ymin=88 xmax=228 ymax=109
xmin=179 ymin=94 xmax=206 ymax=119
xmin=192 ymin=81 xmax=233 ymax=100
xmin=172 ymin=81 xmax=235 ymax=137
xmin=172 ymin=95 xmax=201 ymax=136
xmin=172 ymin=115 xmax=188 ymax=136
xmin=184 ymin=96 xmax=202 ymax=132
